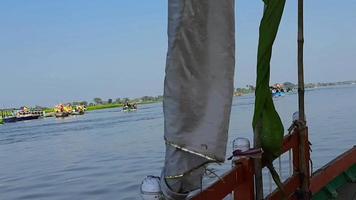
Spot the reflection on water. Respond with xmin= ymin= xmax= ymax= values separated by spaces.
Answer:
xmin=0 ymin=86 xmax=355 ymax=199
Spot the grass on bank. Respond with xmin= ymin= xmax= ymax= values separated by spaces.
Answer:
xmin=86 ymin=101 xmax=161 ymax=111
xmin=43 ymin=100 xmax=161 ymax=113
xmin=86 ymin=103 xmax=123 ymax=111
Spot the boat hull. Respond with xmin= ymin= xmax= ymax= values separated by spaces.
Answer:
xmin=55 ymin=112 xmax=70 ymax=118
xmin=16 ymin=115 xmax=40 ymax=121
xmin=72 ymin=111 xmax=84 ymax=115
xmin=3 ymin=116 xmax=17 ymax=123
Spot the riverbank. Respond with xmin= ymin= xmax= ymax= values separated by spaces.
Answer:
xmin=43 ymin=100 xmax=161 ymax=116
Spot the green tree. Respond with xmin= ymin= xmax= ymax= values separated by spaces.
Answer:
xmin=93 ymin=98 xmax=103 ymax=105
xmin=80 ymin=101 xmax=88 ymax=106
xmin=115 ymin=98 xmax=121 ymax=104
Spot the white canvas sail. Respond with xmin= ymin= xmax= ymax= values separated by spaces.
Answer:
xmin=161 ymin=0 xmax=235 ymax=198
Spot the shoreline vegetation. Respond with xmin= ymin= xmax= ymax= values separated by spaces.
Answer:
xmin=1 ymin=80 xmax=356 ymax=119
xmin=42 ymin=98 xmax=162 ymax=114
xmin=233 ymin=80 xmax=356 ymax=96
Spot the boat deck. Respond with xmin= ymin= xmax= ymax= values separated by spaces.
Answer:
xmin=336 ymin=182 xmax=356 ymax=200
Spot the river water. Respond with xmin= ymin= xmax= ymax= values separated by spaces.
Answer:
xmin=0 ymin=85 xmax=355 ymax=200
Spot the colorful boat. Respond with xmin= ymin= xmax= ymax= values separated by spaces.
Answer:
xmin=15 ymin=107 xmax=41 ymax=121
xmin=54 ymin=104 xmax=73 ymax=118
xmin=72 ymin=105 xmax=85 ymax=115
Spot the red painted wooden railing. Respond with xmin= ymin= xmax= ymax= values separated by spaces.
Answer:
xmin=191 ymin=128 xmax=307 ymax=200
xmin=191 ymin=128 xmax=356 ymax=200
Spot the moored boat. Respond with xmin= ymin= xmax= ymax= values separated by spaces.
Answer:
xmin=72 ymin=105 xmax=86 ymax=115
xmin=15 ymin=107 xmax=41 ymax=121
xmin=54 ymin=104 xmax=73 ymax=118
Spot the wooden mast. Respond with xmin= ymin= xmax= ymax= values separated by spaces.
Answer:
xmin=298 ymin=0 xmax=305 ymax=122
xmin=297 ymin=0 xmax=311 ymax=198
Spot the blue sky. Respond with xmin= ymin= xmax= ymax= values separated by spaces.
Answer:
xmin=0 ymin=0 xmax=355 ymax=107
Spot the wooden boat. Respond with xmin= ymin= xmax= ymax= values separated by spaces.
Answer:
xmin=54 ymin=104 xmax=73 ymax=118
xmin=122 ymin=103 xmax=137 ymax=112
xmin=72 ymin=105 xmax=85 ymax=115
xmin=16 ymin=108 xmax=41 ymax=121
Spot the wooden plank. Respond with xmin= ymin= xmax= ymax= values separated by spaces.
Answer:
xmin=266 ymin=175 xmax=301 ymax=200
xmin=234 ymin=159 xmax=255 ymax=200
xmin=282 ymin=132 xmax=299 ymax=154
xmin=191 ymin=159 xmax=253 ymax=200
xmin=298 ymin=127 xmax=311 ymax=198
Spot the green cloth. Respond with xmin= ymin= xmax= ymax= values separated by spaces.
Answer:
xmin=253 ymin=0 xmax=286 ymax=158
xmin=253 ymin=0 xmax=287 ymax=194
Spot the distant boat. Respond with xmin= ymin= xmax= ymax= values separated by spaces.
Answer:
xmin=54 ymin=104 xmax=73 ymax=118
xmin=122 ymin=103 xmax=137 ymax=112
xmin=15 ymin=108 xmax=41 ymax=121
xmin=72 ymin=105 xmax=85 ymax=115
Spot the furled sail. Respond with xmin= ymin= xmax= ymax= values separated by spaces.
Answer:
xmin=253 ymin=0 xmax=286 ymax=190
xmin=161 ymin=0 xmax=235 ymax=199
